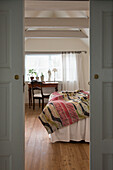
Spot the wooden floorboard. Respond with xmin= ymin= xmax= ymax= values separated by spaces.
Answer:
xmin=25 ymin=104 xmax=89 ymax=170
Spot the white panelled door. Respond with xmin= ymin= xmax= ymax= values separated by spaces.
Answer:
xmin=90 ymin=1 xmax=113 ymax=170
xmin=0 ymin=0 xmax=24 ymax=170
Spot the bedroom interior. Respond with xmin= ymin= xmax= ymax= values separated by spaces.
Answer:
xmin=24 ymin=0 xmax=90 ymax=169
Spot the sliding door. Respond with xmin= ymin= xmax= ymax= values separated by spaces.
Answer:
xmin=90 ymin=1 xmax=113 ymax=169
xmin=0 ymin=0 xmax=24 ymax=169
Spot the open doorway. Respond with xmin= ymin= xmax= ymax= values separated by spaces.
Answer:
xmin=24 ymin=1 xmax=90 ymax=169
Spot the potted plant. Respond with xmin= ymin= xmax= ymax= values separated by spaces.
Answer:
xmin=28 ymin=69 xmax=37 ymax=81
xmin=40 ymin=72 xmax=44 ymax=81
xmin=36 ymin=73 xmax=39 ymax=81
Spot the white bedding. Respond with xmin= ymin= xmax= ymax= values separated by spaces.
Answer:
xmin=49 ymin=117 xmax=90 ymax=143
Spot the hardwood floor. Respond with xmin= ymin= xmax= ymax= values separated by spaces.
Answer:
xmin=25 ymin=104 xmax=89 ymax=170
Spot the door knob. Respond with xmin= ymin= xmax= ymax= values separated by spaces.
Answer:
xmin=94 ymin=74 xmax=99 ymax=79
xmin=15 ymin=75 xmax=19 ymax=80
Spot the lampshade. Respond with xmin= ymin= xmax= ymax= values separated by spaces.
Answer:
xmin=52 ymin=68 xmax=57 ymax=72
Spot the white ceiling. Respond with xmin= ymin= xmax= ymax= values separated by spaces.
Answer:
xmin=24 ymin=1 xmax=89 ymax=39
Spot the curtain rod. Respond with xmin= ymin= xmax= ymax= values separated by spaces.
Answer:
xmin=62 ymin=51 xmax=87 ymax=54
xmin=25 ymin=51 xmax=87 ymax=54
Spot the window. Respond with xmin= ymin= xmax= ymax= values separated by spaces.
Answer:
xmin=25 ymin=53 xmax=62 ymax=81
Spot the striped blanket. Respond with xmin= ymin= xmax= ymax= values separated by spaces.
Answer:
xmin=39 ymin=90 xmax=90 ymax=134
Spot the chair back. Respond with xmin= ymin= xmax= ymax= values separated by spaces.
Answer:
xmin=31 ymin=81 xmax=43 ymax=96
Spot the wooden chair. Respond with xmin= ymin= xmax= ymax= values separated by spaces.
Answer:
xmin=31 ymin=81 xmax=50 ymax=110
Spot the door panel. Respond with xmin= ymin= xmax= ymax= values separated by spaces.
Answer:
xmin=102 ymin=83 xmax=113 ymax=140
xmin=0 ymin=1 xmax=24 ymax=170
xmin=0 ymin=11 xmax=11 ymax=68
xmin=0 ymin=83 xmax=11 ymax=141
xmin=102 ymin=12 xmax=113 ymax=68
xmin=90 ymin=1 xmax=113 ymax=170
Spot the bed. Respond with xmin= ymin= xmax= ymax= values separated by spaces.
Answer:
xmin=39 ymin=90 xmax=90 ymax=143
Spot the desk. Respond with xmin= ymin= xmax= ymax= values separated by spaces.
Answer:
xmin=28 ymin=81 xmax=58 ymax=108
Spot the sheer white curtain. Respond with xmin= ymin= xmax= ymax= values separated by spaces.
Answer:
xmin=62 ymin=52 xmax=78 ymax=91
xmin=62 ymin=52 xmax=86 ymax=91
xmin=76 ymin=53 xmax=87 ymax=90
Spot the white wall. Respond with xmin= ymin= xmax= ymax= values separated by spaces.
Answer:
xmin=25 ymin=38 xmax=90 ymax=104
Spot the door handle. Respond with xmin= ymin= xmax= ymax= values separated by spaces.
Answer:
xmin=15 ymin=75 xmax=19 ymax=80
xmin=94 ymin=74 xmax=99 ymax=79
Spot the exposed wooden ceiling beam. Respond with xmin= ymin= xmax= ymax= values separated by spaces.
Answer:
xmin=25 ymin=1 xmax=89 ymax=11
xmin=25 ymin=30 xmax=88 ymax=38
xmin=25 ymin=18 xmax=89 ymax=28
